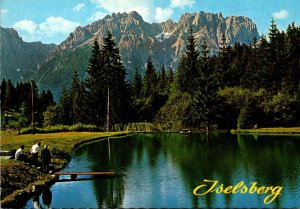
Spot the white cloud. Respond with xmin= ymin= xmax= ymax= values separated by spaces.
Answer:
xmin=13 ymin=19 xmax=37 ymax=34
xmin=0 ymin=8 xmax=8 ymax=15
xmin=87 ymin=11 xmax=107 ymax=22
xmin=155 ymin=7 xmax=174 ymax=22
xmin=90 ymin=0 xmax=155 ymax=22
xmin=272 ymin=9 xmax=289 ymax=19
xmin=13 ymin=17 xmax=79 ymax=38
xmin=39 ymin=16 xmax=79 ymax=36
xmin=170 ymin=0 xmax=195 ymax=8
xmin=73 ymin=3 xmax=85 ymax=12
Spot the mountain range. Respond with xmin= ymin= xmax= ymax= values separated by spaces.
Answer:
xmin=0 ymin=11 xmax=259 ymax=100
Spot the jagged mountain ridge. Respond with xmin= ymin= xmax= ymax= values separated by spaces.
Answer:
xmin=0 ymin=27 xmax=56 ymax=82
xmin=49 ymin=11 xmax=259 ymax=70
xmin=2 ymin=11 xmax=259 ymax=100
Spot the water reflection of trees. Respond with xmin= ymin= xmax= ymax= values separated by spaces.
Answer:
xmin=80 ymin=136 xmax=135 ymax=207
xmin=160 ymin=133 xmax=300 ymax=208
xmin=78 ymin=133 xmax=300 ymax=208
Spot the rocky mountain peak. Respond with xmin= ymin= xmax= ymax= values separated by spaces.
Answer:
xmin=128 ymin=11 xmax=144 ymax=22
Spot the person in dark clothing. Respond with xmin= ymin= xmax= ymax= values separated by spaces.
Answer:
xmin=41 ymin=145 xmax=51 ymax=172
xmin=42 ymin=188 xmax=52 ymax=208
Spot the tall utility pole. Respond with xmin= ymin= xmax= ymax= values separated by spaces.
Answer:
xmin=30 ymin=80 xmax=35 ymax=135
xmin=106 ymin=85 xmax=110 ymax=132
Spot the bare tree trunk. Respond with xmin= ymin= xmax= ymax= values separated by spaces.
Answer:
xmin=106 ymin=85 xmax=110 ymax=132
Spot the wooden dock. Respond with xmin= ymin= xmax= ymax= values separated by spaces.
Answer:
xmin=54 ymin=171 xmax=115 ymax=180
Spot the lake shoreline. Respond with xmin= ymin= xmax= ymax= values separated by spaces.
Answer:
xmin=231 ymin=127 xmax=300 ymax=135
xmin=0 ymin=132 xmax=129 ymax=208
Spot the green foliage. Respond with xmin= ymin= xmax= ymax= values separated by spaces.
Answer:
xmin=113 ymin=122 xmax=155 ymax=132
xmin=1 ymin=79 xmax=54 ymax=129
xmin=8 ymin=103 xmax=31 ymax=133
xmin=43 ymin=105 xmax=61 ymax=127
xmin=20 ymin=124 xmax=99 ymax=134
xmin=263 ymin=92 xmax=300 ymax=126
xmin=155 ymin=92 xmax=192 ymax=131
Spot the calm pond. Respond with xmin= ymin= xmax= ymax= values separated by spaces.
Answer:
xmin=25 ymin=133 xmax=300 ymax=208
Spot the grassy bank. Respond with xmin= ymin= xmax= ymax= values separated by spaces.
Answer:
xmin=231 ymin=127 xmax=300 ymax=135
xmin=0 ymin=131 xmax=129 ymax=207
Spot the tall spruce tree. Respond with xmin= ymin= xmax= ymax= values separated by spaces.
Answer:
xmin=143 ymin=56 xmax=157 ymax=97
xmin=4 ymin=79 xmax=16 ymax=110
xmin=59 ymin=86 xmax=72 ymax=125
xmin=189 ymin=41 xmax=219 ymax=130
xmin=101 ymin=31 xmax=130 ymax=127
xmin=217 ymin=33 xmax=231 ymax=87
xmin=176 ymin=28 xmax=200 ymax=95
xmin=268 ymin=19 xmax=283 ymax=91
xmin=158 ymin=65 xmax=168 ymax=95
xmin=131 ymin=68 xmax=143 ymax=98
xmin=70 ymin=69 xmax=86 ymax=124
xmin=167 ymin=67 xmax=174 ymax=85
xmin=85 ymin=39 xmax=106 ymax=125
xmin=85 ymin=32 xmax=130 ymax=128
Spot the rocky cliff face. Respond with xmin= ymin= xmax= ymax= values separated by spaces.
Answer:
xmin=0 ymin=27 xmax=56 ymax=82
xmin=47 ymin=11 xmax=259 ymax=77
xmin=1 ymin=11 xmax=259 ymax=99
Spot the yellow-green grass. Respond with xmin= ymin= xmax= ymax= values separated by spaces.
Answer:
xmin=1 ymin=131 xmax=128 ymax=153
xmin=231 ymin=127 xmax=300 ymax=135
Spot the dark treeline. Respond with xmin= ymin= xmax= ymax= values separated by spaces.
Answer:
xmin=2 ymin=20 xmax=299 ymax=131
xmin=1 ymin=79 xmax=54 ymax=128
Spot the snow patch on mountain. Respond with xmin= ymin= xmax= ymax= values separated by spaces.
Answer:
xmin=155 ymin=32 xmax=171 ymax=42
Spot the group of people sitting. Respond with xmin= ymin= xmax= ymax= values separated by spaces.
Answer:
xmin=15 ymin=141 xmax=51 ymax=173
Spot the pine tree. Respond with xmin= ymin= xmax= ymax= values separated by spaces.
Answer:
xmin=158 ymin=65 xmax=167 ymax=95
xmin=101 ymin=31 xmax=130 ymax=127
xmin=143 ymin=56 xmax=157 ymax=97
xmin=1 ymin=79 xmax=7 ymax=110
xmin=189 ymin=41 xmax=219 ymax=130
xmin=85 ymin=39 xmax=106 ymax=125
xmin=167 ymin=67 xmax=174 ymax=85
xmin=176 ymin=28 xmax=200 ymax=95
xmin=70 ymin=69 xmax=86 ymax=124
xmin=256 ymin=35 xmax=271 ymax=89
xmin=85 ymin=32 xmax=130 ymax=128
xmin=131 ymin=68 xmax=143 ymax=98
xmin=59 ymin=86 xmax=72 ymax=125
xmin=268 ymin=19 xmax=284 ymax=91
xmin=4 ymin=79 xmax=16 ymax=110
xmin=217 ymin=33 xmax=231 ymax=87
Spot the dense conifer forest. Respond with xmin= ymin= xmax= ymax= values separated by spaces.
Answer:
xmin=1 ymin=20 xmax=299 ymax=131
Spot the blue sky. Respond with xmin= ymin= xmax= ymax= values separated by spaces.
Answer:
xmin=1 ymin=0 xmax=299 ymax=44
